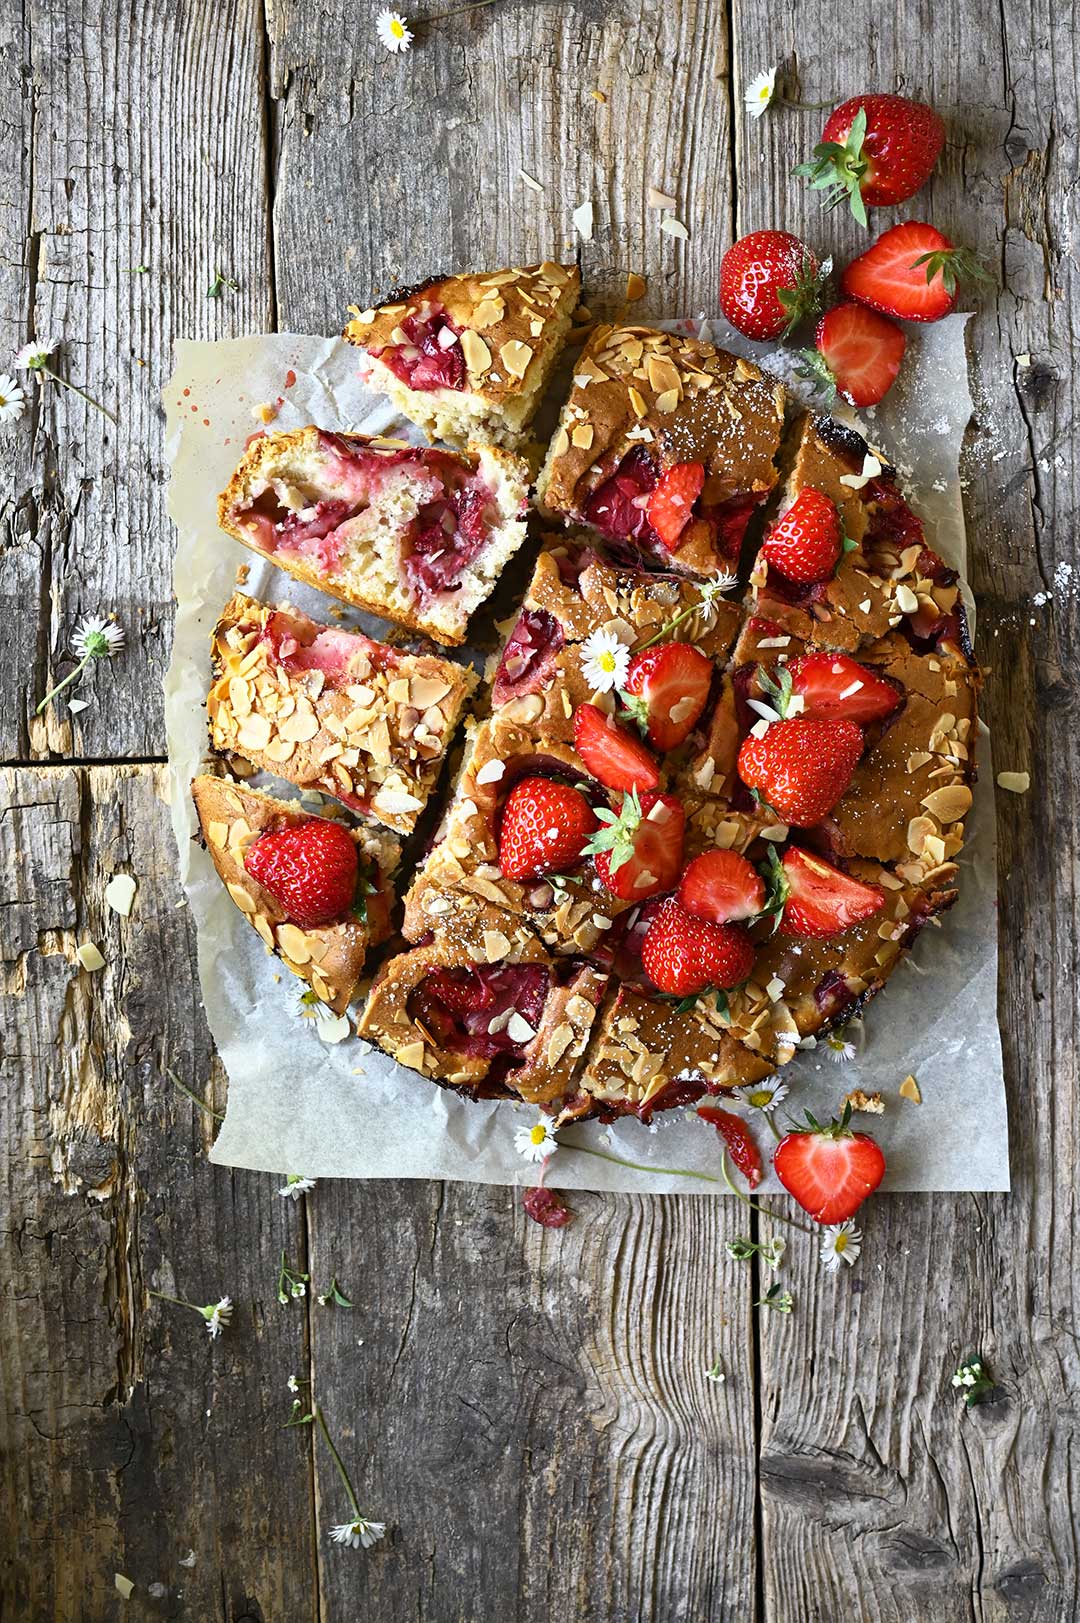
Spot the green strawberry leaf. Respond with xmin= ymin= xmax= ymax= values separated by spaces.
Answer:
xmin=794 ymin=347 xmax=839 ymax=403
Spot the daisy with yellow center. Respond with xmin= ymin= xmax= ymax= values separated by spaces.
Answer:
xmin=376 ymin=9 xmax=413 ymax=52
xmin=0 ymin=373 xmax=26 ymax=424
xmin=581 ymin=627 xmax=630 ymax=693
xmin=825 ymin=1031 xmax=856 ymax=1063
xmin=737 ymin=1079 xmax=789 ymax=1114
xmin=819 ymin=1219 xmax=862 ymax=1272
xmin=744 ymin=67 xmax=777 ymax=119
xmin=514 ymin=1116 xmax=558 ymax=1163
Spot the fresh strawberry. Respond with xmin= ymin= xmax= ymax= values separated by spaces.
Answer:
xmin=624 ymin=641 xmax=713 ymax=752
xmin=641 ymin=897 xmax=755 ymax=996
xmin=787 ymin=651 xmax=902 ymax=725
xmin=587 ymin=790 xmax=685 ymax=901
xmin=799 ymin=302 xmax=906 ymax=408
xmin=773 ymin=1105 xmax=886 ymax=1223
xmin=646 ymin=462 xmax=705 ymax=550
xmin=795 ymin=94 xmax=945 ymax=224
xmin=779 ymin=846 xmax=884 ymax=938
xmin=697 ymin=1105 xmax=763 ymax=1189
xmin=761 ymin=487 xmax=842 ymax=584
xmin=841 ymin=221 xmax=989 ymax=323
xmin=737 ymin=716 xmax=863 ymax=827
xmin=244 ymin=817 xmax=359 ymax=929
xmin=573 ymin=702 xmax=661 ymax=794
xmin=497 ymin=776 xmax=598 ymax=882
xmin=719 ymin=230 xmax=829 ymax=341
xmin=678 ymin=849 xmax=764 ymax=925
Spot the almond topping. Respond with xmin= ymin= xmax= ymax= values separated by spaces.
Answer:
xmin=500 ymin=340 xmax=533 ymax=378
xmin=920 ymin=784 xmax=973 ymax=823
xmin=460 ymin=329 xmax=492 ymax=375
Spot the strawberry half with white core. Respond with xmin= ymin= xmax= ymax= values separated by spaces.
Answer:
xmin=773 ymin=1104 xmax=886 ymax=1223
xmin=586 ymin=789 xmax=685 ymax=901
xmin=778 ymin=846 xmax=885 ymax=938
xmin=786 ymin=652 xmax=902 ymax=726
xmin=641 ymin=897 xmax=756 ymax=996
xmin=497 ymin=776 xmax=598 ymax=881
xmin=646 ymin=462 xmax=705 ymax=550
xmin=795 ymin=96 xmax=946 ymax=225
xmin=678 ymin=849 xmax=765 ymax=925
xmin=761 ymin=487 xmax=843 ymax=584
xmin=573 ymin=702 xmax=661 ymax=794
xmin=698 ymin=1106 xmax=763 ymax=1189
xmin=719 ymin=231 xmax=830 ymax=341
xmin=737 ymin=716 xmax=863 ymax=828
xmin=841 ymin=221 xmax=992 ymax=323
xmin=799 ymin=302 xmax=906 ymax=408
xmin=244 ymin=818 xmax=360 ymax=929
xmin=624 ymin=641 xmax=713 ymax=752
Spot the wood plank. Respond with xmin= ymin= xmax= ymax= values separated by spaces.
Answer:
xmin=729 ymin=3 xmax=1079 ymax=1616
xmin=0 ymin=0 xmax=273 ymax=765
xmin=0 ymin=764 xmax=320 ymax=1617
xmin=266 ymin=2 xmax=759 ymax=1615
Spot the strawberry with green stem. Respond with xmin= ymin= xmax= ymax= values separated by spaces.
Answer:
xmin=794 ymin=97 xmax=946 ymax=226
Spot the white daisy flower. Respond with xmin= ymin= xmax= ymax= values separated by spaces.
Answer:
xmin=581 ymin=627 xmax=630 ymax=693
xmin=375 ymin=9 xmax=412 ymax=52
xmin=278 ymin=1174 xmax=316 ymax=1200
xmin=287 ymin=1375 xmax=300 ymax=1393
xmin=330 ymin=1517 xmax=386 ymax=1550
xmin=0 ymin=374 xmax=26 ymax=423
xmin=744 ymin=67 xmax=777 ymax=118
xmin=14 ymin=338 xmax=55 ymax=370
xmin=514 ymin=1116 xmax=558 ymax=1163
xmin=203 ymin=1296 xmax=233 ymax=1337
xmin=737 ymin=1079 xmax=789 ymax=1114
xmin=72 ymin=615 xmax=125 ymax=660
xmin=824 ymin=1033 xmax=856 ymax=1063
xmin=819 ymin=1220 xmax=861 ymax=1272
xmin=696 ymin=571 xmax=740 ymax=622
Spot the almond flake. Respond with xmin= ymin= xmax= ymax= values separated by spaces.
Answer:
xmin=921 ymin=784 xmax=972 ymax=823
xmin=237 ymin=713 xmax=273 ymax=752
xmin=460 ymin=329 xmax=492 ymax=375
xmin=501 ymin=339 xmax=533 ymax=378
xmin=648 ymin=186 xmax=678 ymax=209
xmin=507 ymin=1012 xmax=537 ymax=1043
xmin=475 ymin=757 xmax=505 ymax=786
xmin=276 ymin=923 xmax=312 ymax=964
xmin=105 ymin=874 xmax=137 ymax=917
xmin=765 ymin=976 xmax=785 ymax=1002
xmin=76 ymin=941 xmax=106 ymax=972
xmin=654 ymin=388 xmax=680 ymax=414
xmin=571 ymin=423 xmax=594 ymax=450
xmin=858 ymin=598 xmax=873 ymax=614
xmin=755 ymin=636 xmax=790 ymax=649
xmin=519 ymin=168 xmax=544 ymax=192
xmin=396 ymin=1040 xmax=427 ymax=1072
xmin=206 ymin=820 xmax=229 ymax=849
xmin=482 ymin=929 xmax=512 ymax=962
xmin=899 ymin=1074 xmax=922 ymax=1103
xmin=996 ymin=770 xmax=1030 ymax=794
xmin=839 ymin=453 xmax=883 ymax=490
xmin=226 ymin=882 xmax=257 ymax=915
xmin=895 ymin=583 xmax=920 ymax=615
xmin=659 ymin=216 xmax=689 ymax=241
xmin=572 ymin=200 xmax=594 ymax=240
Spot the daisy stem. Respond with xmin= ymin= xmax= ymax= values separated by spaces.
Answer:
xmin=562 ymin=1141 xmax=728 ymax=1186
xmin=777 ymin=96 xmax=835 ymax=111
xmin=35 ymin=653 xmax=92 ymax=714
xmin=423 ymin=0 xmax=499 ymax=18
xmin=634 ymin=601 xmax=701 ymax=653
xmin=41 ymin=365 xmax=118 ymax=425
xmin=166 ymin=1066 xmax=225 ymax=1121
xmin=314 ymin=1404 xmax=362 ymax=1523
xmin=720 ymin=1153 xmax=817 ymax=1234
xmin=147 ymin=1289 xmax=203 ymax=1314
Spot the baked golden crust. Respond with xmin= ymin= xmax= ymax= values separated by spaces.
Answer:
xmin=191 ymin=774 xmax=398 ymax=1014
xmin=207 ymin=593 xmax=476 ymax=833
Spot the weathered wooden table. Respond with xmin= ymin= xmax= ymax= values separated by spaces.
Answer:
xmin=2 ymin=1 xmax=1074 ymax=1617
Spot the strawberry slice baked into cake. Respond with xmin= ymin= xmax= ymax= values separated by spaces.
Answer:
xmin=217 ymin=426 xmax=530 ymax=646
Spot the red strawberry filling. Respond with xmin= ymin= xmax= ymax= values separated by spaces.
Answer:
xmin=261 ymin=611 xmax=390 ymax=691
xmin=492 ymin=608 xmax=565 ymax=707
xmin=411 ymin=965 xmax=550 ymax=1062
xmin=813 ymin=968 xmax=860 ymax=1020
xmin=523 ymin=1185 xmax=574 ymax=1227
xmin=584 ymin=449 xmax=755 ymax=566
xmin=373 ymin=304 xmax=466 ymax=392
xmin=405 ymin=483 xmax=497 ymax=603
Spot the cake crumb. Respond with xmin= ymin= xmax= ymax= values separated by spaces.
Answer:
xmin=844 ymin=1089 xmax=885 ymax=1114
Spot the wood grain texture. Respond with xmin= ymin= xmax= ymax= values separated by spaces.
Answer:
xmin=730 ymin=2 xmax=1079 ymax=1617
xmin=0 ymin=765 xmax=319 ymax=1618
xmin=0 ymin=0 xmax=273 ymax=765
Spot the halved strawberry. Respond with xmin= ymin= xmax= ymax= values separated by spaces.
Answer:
xmin=841 ymin=221 xmax=990 ymax=323
xmin=573 ymin=702 xmax=661 ymax=794
xmin=761 ymin=487 xmax=842 ymax=584
xmin=773 ymin=1106 xmax=886 ymax=1223
xmin=780 ymin=846 xmax=884 ymax=938
xmin=587 ymin=790 xmax=685 ymax=901
xmin=646 ymin=462 xmax=705 ymax=550
xmin=698 ymin=1105 xmax=763 ymax=1189
xmin=641 ymin=897 xmax=755 ymax=996
xmin=497 ymin=776 xmax=598 ymax=882
xmin=787 ymin=652 xmax=902 ymax=725
xmin=799 ymin=302 xmax=906 ymax=408
xmin=678 ymin=849 xmax=764 ymax=925
xmin=624 ymin=641 xmax=713 ymax=752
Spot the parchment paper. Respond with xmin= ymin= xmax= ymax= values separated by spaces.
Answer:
xmin=163 ymin=315 xmax=1009 ymax=1193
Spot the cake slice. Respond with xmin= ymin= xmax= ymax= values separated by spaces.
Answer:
xmin=357 ymin=901 xmax=606 ymax=1107
xmin=217 ymin=427 xmax=530 ymax=646
xmin=207 ymin=592 xmax=476 ymax=833
xmin=536 ymin=324 xmax=785 ymax=575
xmin=344 ymin=262 xmax=581 ymax=448
xmin=191 ymin=775 xmax=398 ymax=1013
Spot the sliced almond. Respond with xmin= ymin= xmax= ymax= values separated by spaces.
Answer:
xmin=395 ymin=1040 xmax=427 ymax=1072
xmin=500 ymin=340 xmax=533 ymax=378
xmin=899 ymin=1074 xmax=922 ymax=1104
xmin=482 ymin=928 xmax=512 ymax=962
xmin=276 ymin=923 xmax=312 ymax=964
xmin=460 ymin=329 xmax=492 ymax=375
xmin=997 ymin=770 xmax=1030 ymax=794
xmin=227 ymin=881 xmax=256 ymax=915
xmin=237 ymin=713 xmax=273 ymax=753
xmin=921 ymin=784 xmax=973 ymax=823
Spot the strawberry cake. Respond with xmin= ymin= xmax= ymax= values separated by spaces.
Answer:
xmin=343 ymin=262 xmax=581 ymax=448
xmin=217 ymin=427 xmax=530 ymax=646
xmin=195 ymin=279 xmax=979 ymax=1139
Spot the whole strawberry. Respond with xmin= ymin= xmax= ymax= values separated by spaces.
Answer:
xmin=796 ymin=94 xmax=945 ymax=225
xmin=719 ymin=230 xmax=829 ymax=341
xmin=497 ymin=775 xmax=598 ymax=881
xmin=737 ymin=716 xmax=863 ymax=827
xmin=773 ymin=1104 xmax=886 ymax=1223
xmin=761 ymin=487 xmax=842 ymax=584
xmin=641 ymin=896 xmax=755 ymax=996
xmin=244 ymin=817 xmax=359 ymax=928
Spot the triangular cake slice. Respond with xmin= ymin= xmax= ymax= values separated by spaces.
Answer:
xmin=191 ymin=775 xmax=398 ymax=1013
xmin=344 ymin=262 xmax=581 ymax=449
